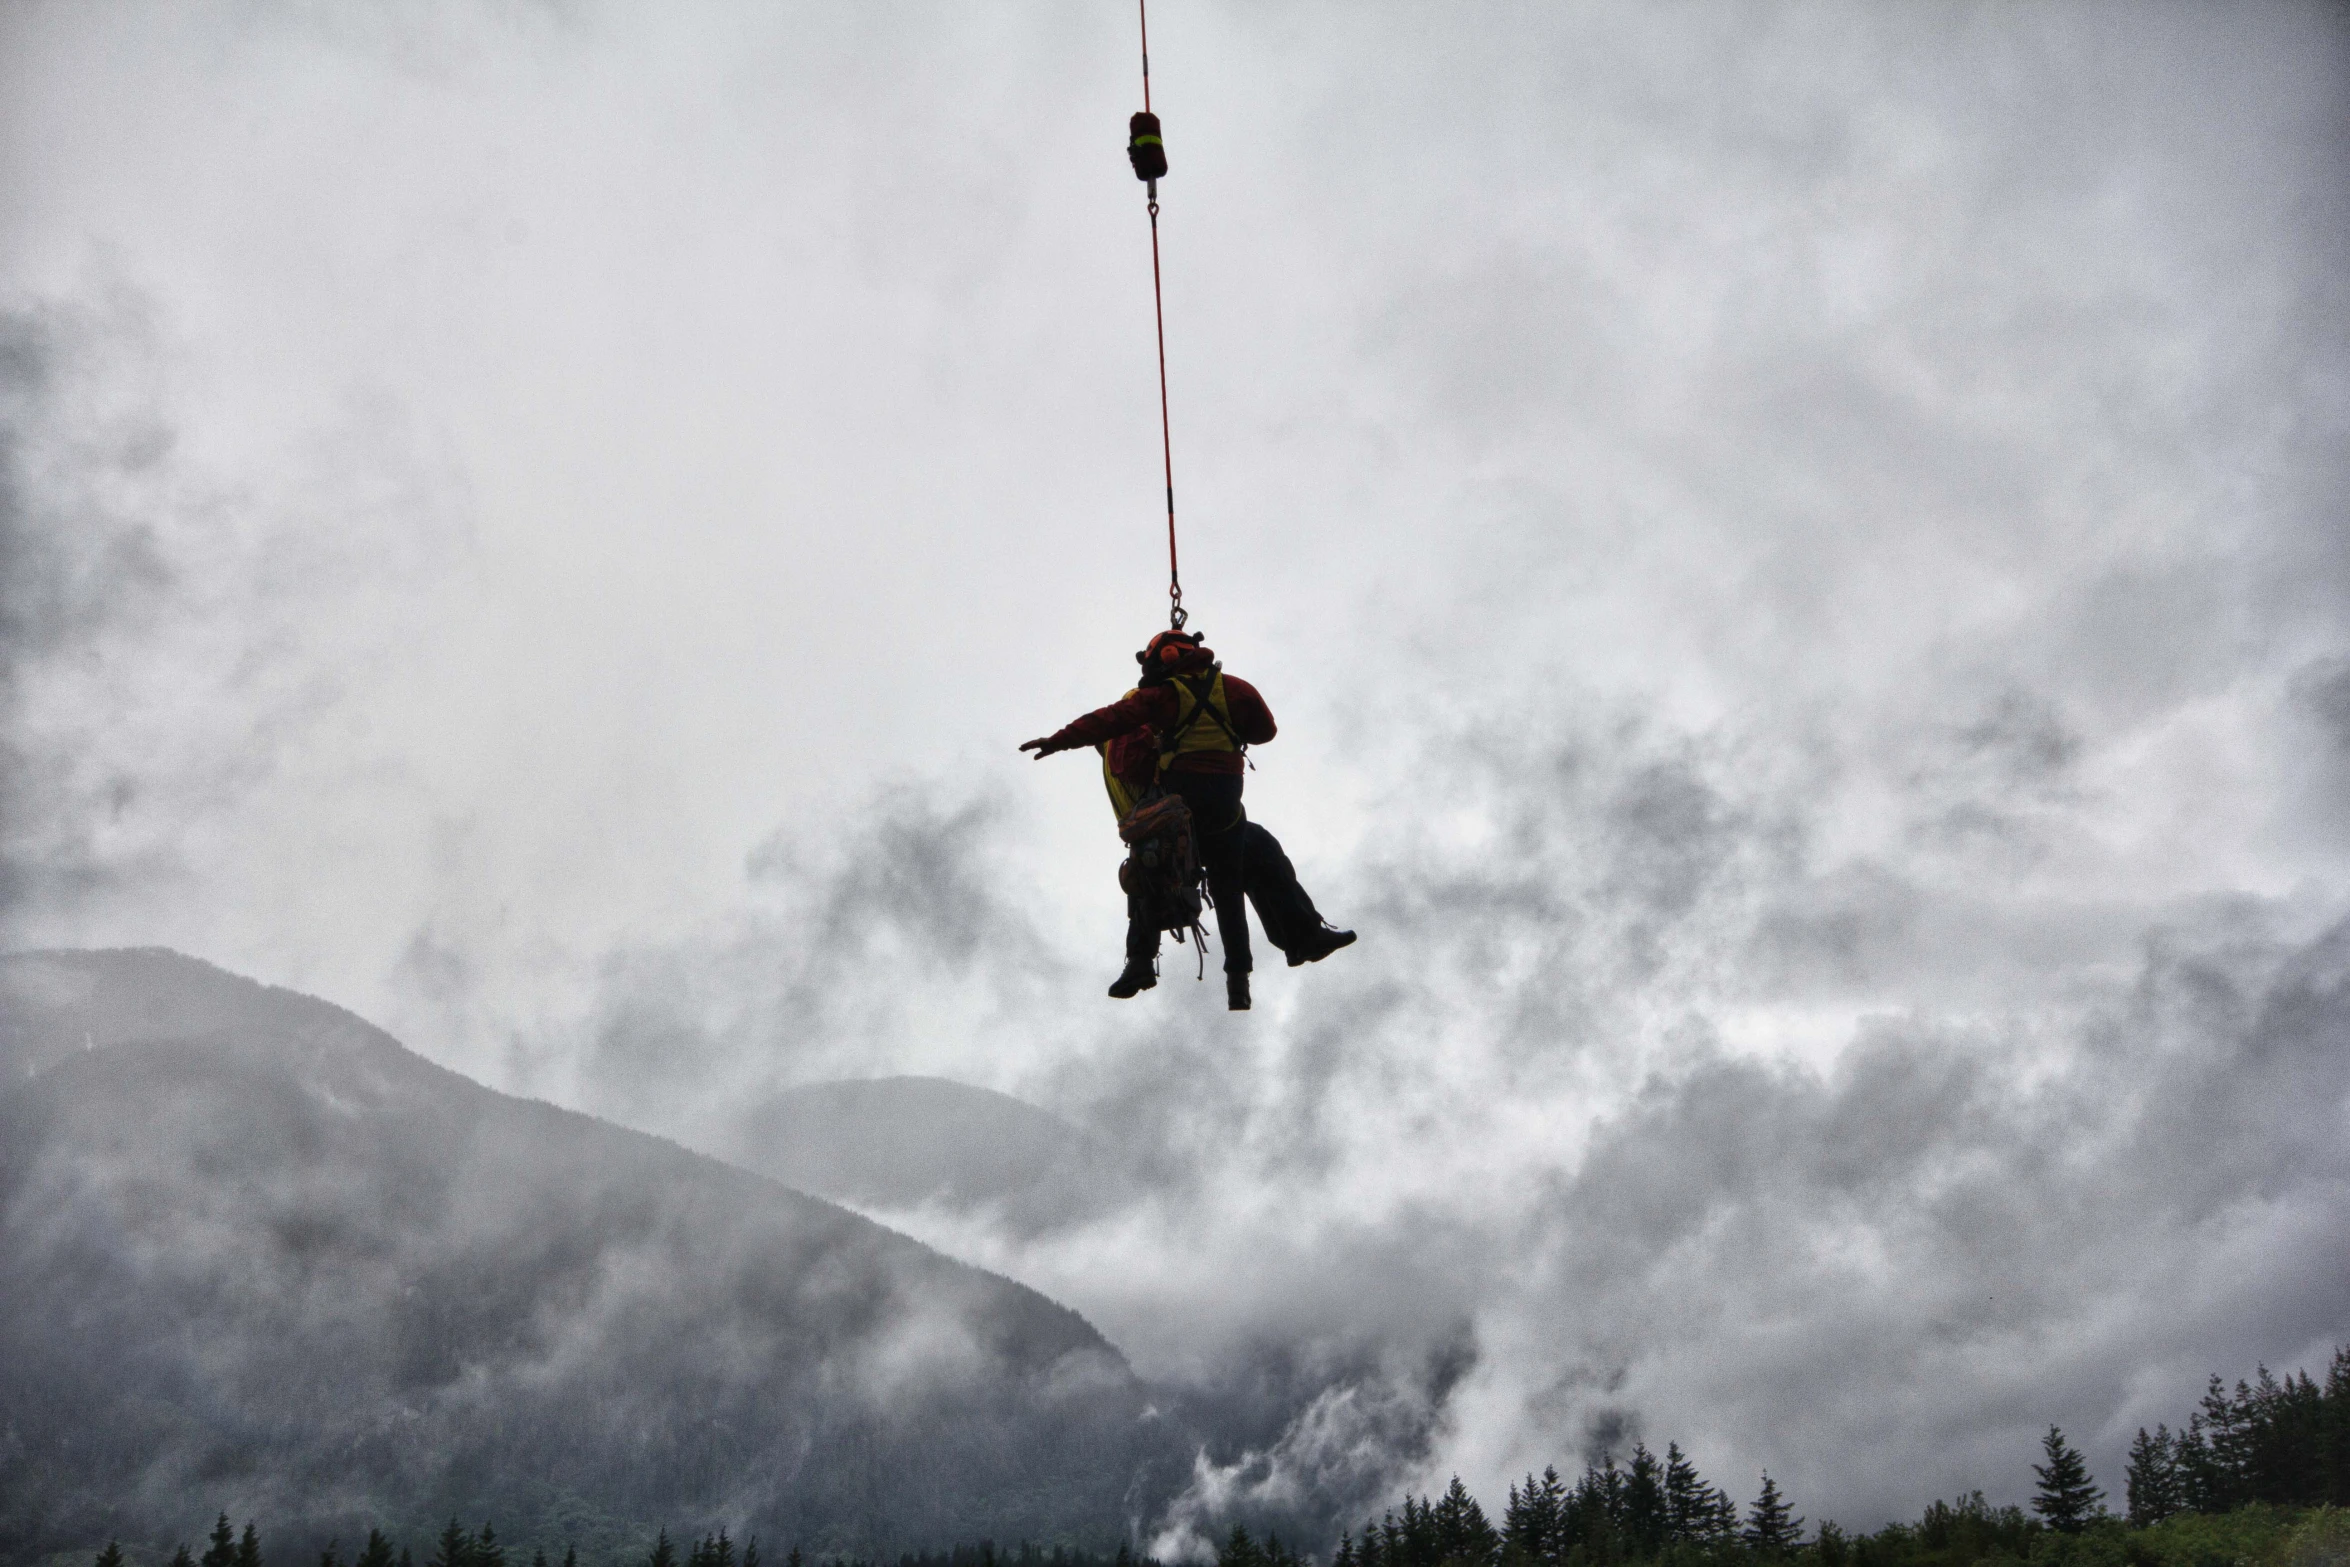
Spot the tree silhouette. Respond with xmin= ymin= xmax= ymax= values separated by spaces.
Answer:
xmin=95 ymin=1542 xmax=126 ymax=1567
xmin=1742 ymin=1474 xmax=1804 ymax=1553
xmin=236 ymin=1522 xmax=264 ymax=1567
xmin=647 ymin=1529 xmax=677 ymax=1567
xmin=202 ymin=1515 xmax=238 ymax=1567
xmin=355 ymin=1530 xmax=397 ymax=1567
xmin=171 ymin=1546 xmax=196 ymax=1567
xmin=2126 ymin=1426 xmax=2181 ymax=1524
xmin=429 ymin=1520 xmax=472 ymax=1567
xmin=1662 ymin=1443 xmax=1710 ymax=1545
xmin=2031 ymin=1426 xmax=2105 ymax=1532
xmin=1623 ymin=1446 xmax=1666 ymax=1557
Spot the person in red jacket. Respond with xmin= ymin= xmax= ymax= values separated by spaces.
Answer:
xmin=1022 ymin=629 xmax=1354 ymax=1009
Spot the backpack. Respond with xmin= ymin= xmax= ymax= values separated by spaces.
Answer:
xmin=1117 ymin=792 xmax=1211 ymax=964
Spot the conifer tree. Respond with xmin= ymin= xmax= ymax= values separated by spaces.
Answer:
xmin=96 ymin=1541 xmax=126 ymax=1567
xmin=2201 ymin=1378 xmax=2251 ymax=1510
xmin=1219 ymin=1524 xmax=1265 ymax=1567
xmin=1504 ymin=1467 xmax=1564 ymax=1565
xmin=1742 ymin=1474 xmax=1803 ymax=1554
xmin=1434 ymin=1475 xmax=1499 ymax=1567
xmin=172 ymin=1545 xmax=197 ymax=1567
xmin=2326 ymin=1347 xmax=2350 ymax=1508
xmin=647 ymin=1531 xmax=677 ymax=1567
xmin=782 ymin=1545 xmax=801 ymax=1567
xmin=739 ymin=1541 xmax=756 ymax=1567
xmin=236 ymin=1521 xmax=264 ymax=1567
xmin=531 ymin=1552 xmax=547 ymax=1567
xmin=1662 ymin=1444 xmax=1708 ymax=1545
xmin=2173 ymin=1416 xmax=2218 ymax=1514
xmin=355 ymin=1530 xmax=396 ymax=1567
xmin=1708 ymin=1488 xmax=1742 ymax=1548
xmin=473 ymin=1526 xmax=504 ymax=1567
xmin=2126 ymin=1426 xmax=2181 ymax=1524
xmin=204 ymin=1515 xmax=239 ymax=1567
xmin=430 ymin=1522 xmax=472 ymax=1567
xmin=2031 ymin=1426 xmax=2104 ymax=1532
xmin=320 ymin=1541 xmax=343 ymax=1567
xmin=1623 ymin=1446 xmax=1666 ymax=1557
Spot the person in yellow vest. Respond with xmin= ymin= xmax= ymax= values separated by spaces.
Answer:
xmin=1021 ymin=629 xmax=1354 ymax=1009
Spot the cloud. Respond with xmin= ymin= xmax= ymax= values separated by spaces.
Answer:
xmin=0 ymin=285 xmax=466 ymax=946
xmin=2 ymin=0 xmax=2347 ymax=1549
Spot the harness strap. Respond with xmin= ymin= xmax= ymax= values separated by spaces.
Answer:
xmin=1157 ymin=672 xmax=1243 ymax=774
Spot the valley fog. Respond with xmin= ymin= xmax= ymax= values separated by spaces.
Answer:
xmin=3 ymin=0 xmax=2347 ymax=1551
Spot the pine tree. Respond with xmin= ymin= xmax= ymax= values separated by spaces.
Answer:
xmin=320 ymin=1542 xmax=343 ymax=1567
xmin=2031 ymin=1426 xmax=2104 ymax=1533
xmin=1662 ymin=1444 xmax=1708 ymax=1545
xmin=738 ymin=1541 xmax=756 ymax=1567
xmin=204 ymin=1516 xmax=239 ymax=1567
xmin=2174 ymin=1415 xmax=2218 ymax=1513
xmin=2126 ymin=1426 xmax=2180 ymax=1524
xmin=355 ymin=1531 xmax=396 ymax=1567
xmin=1434 ymin=1475 xmax=1499 ymax=1567
xmin=1504 ymin=1466 xmax=1565 ymax=1565
xmin=430 ymin=1522 xmax=472 ymax=1567
xmin=96 ymin=1542 xmax=127 ymax=1567
xmin=1742 ymin=1474 xmax=1803 ymax=1554
xmin=2325 ymin=1347 xmax=2350 ymax=1508
xmin=172 ymin=1546 xmax=197 ymax=1567
xmin=236 ymin=1522 xmax=264 ymax=1567
xmin=647 ymin=1532 xmax=677 ymax=1567
xmin=1708 ymin=1487 xmax=1742 ymax=1548
xmin=1219 ymin=1524 xmax=1266 ymax=1567
xmin=1623 ymin=1446 xmax=1666 ymax=1557
xmin=531 ymin=1553 xmax=547 ymax=1567
xmin=473 ymin=1526 xmax=504 ymax=1567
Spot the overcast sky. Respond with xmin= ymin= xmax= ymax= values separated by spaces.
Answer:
xmin=4 ymin=0 xmax=2348 ymax=1542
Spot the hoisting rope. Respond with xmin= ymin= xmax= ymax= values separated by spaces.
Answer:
xmin=1132 ymin=0 xmax=1185 ymax=631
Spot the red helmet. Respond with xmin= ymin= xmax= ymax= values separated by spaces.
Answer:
xmin=1138 ymin=629 xmax=1207 ymax=673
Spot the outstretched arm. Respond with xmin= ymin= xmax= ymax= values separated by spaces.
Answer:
xmin=1019 ymin=688 xmax=1171 ymax=759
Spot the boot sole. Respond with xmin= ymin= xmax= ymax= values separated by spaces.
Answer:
xmin=1287 ymin=930 xmax=1358 ymax=967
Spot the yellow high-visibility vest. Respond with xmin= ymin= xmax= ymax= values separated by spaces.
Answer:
xmin=1159 ymin=673 xmax=1239 ymax=769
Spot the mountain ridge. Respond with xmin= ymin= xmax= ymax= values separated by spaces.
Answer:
xmin=0 ymin=948 xmax=1183 ymax=1563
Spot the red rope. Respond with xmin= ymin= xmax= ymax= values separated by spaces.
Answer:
xmin=1139 ymin=0 xmax=1183 ymax=629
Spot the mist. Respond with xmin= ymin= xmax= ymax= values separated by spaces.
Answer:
xmin=3 ymin=0 xmax=2346 ymax=1544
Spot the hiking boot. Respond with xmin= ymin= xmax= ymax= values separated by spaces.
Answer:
xmin=1285 ymin=923 xmax=1358 ymax=967
xmin=1107 ymin=957 xmax=1158 ymax=999
xmin=1226 ymin=972 xmax=1251 ymax=1011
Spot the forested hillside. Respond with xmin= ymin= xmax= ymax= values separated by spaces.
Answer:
xmin=52 ymin=1349 xmax=2350 ymax=1567
xmin=0 ymin=950 xmax=1185 ymax=1564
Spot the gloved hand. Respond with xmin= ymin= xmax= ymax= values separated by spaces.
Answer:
xmin=1019 ymin=737 xmax=1063 ymax=759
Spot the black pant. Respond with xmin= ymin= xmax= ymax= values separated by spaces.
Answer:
xmin=1126 ymin=772 xmax=1324 ymax=975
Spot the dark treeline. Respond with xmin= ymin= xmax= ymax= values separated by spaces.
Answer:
xmin=74 ymin=1351 xmax=2350 ymax=1567
xmin=1323 ymin=1346 xmax=2350 ymax=1567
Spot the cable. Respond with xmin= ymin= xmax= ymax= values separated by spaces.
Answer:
xmin=1138 ymin=0 xmax=1184 ymax=630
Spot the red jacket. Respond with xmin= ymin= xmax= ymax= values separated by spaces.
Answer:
xmin=1046 ymin=668 xmax=1276 ymax=776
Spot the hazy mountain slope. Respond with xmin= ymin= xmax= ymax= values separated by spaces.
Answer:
xmin=0 ymin=950 xmax=1183 ymax=1562
xmin=722 ymin=1077 xmax=1132 ymax=1232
